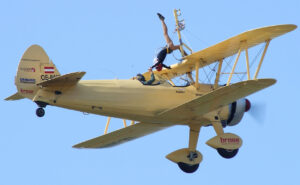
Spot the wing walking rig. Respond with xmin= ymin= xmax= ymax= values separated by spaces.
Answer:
xmin=5 ymin=9 xmax=297 ymax=173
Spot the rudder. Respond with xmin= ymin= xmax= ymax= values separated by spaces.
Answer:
xmin=16 ymin=45 xmax=60 ymax=99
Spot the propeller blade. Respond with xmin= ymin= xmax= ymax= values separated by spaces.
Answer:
xmin=247 ymin=101 xmax=267 ymax=124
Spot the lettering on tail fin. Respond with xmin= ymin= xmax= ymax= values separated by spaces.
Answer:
xmin=40 ymin=74 xmax=60 ymax=81
xmin=20 ymin=88 xmax=34 ymax=94
xmin=20 ymin=67 xmax=36 ymax=72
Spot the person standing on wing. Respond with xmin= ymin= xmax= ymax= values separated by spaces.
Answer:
xmin=151 ymin=13 xmax=181 ymax=71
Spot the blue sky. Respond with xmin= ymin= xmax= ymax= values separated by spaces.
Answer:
xmin=1 ymin=0 xmax=300 ymax=185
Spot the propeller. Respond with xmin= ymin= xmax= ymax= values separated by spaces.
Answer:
xmin=245 ymin=99 xmax=267 ymax=124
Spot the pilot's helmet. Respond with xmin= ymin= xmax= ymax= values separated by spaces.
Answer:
xmin=136 ymin=73 xmax=145 ymax=81
xmin=156 ymin=63 xmax=163 ymax=71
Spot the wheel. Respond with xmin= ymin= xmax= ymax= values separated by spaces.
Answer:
xmin=177 ymin=162 xmax=199 ymax=173
xmin=36 ymin=107 xmax=45 ymax=117
xmin=217 ymin=148 xmax=239 ymax=159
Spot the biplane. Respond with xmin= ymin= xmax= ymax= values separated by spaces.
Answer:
xmin=5 ymin=10 xmax=297 ymax=173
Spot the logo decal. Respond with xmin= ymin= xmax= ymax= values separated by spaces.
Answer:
xmin=20 ymin=78 xmax=36 ymax=84
xmin=20 ymin=88 xmax=33 ymax=94
xmin=44 ymin=67 xmax=55 ymax=74
xmin=20 ymin=67 xmax=35 ymax=72
xmin=220 ymin=137 xmax=240 ymax=145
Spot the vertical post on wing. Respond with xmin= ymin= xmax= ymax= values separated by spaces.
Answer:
xmin=245 ymin=42 xmax=251 ymax=80
xmin=214 ymin=59 xmax=223 ymax=89
xmin=130 ymin=120 xmax=135 ymax=125
xmin=227 ymin=48 xmax=242 ymax=86
xmin=168 ymin=79 xmax=176 ymax=86
xmin=254 ymin=40 xmax=271 ymax=79
xmin=173 ymin=9 xmax=185 ymax=57
xmin=123 ymin=119 xmax=127 ymax=127
xmin=187 ymin=72 xmax=195 ymax=84
xmin=104 ymin=117 xmax=111 ymax=134
xmin=195 ymin=61 xmax=200 ymax=89
xmin=173 ymin=9 xmax=193 ymax=56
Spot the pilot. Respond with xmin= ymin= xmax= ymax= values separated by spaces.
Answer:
xmin=151 ymin=13 xmax=181 ymax=71
xmin=136 ymin=68 xmax=155 ymax=85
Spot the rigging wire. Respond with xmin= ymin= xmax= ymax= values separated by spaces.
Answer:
xmin=185 ymin=29 xmax=211 ymax=46
xmin=200 ymin=63 xmax=212 ymax=84
xmin=181 ymin=31 xmax=194 ymax=52
xmin=240 ymin=43 xmax=265 ymax=80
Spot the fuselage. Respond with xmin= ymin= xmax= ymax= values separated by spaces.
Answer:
xmin=51 ymin=79 xmax=215 ymax=124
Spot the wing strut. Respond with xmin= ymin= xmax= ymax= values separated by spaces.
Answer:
xmin=254 ymin=40 xmax=271 ymax=79
xmin=227 ymin=48 xmax=242 ymax=86
xmin=225 ymin=39 xmax=271 ymax=85
xmin=214 ymin=59 xmax=223 ymax=89
xmin=104 ymin=117 xmax=135 ymax=134
xmin=245 ymin=43 xmax=251 ymax=80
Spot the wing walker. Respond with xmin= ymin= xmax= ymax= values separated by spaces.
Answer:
xmin=5 ymin=10 xmax=297 ymax=173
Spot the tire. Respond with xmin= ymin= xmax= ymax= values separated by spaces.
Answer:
xmin=177 ymin=162 xmax=199 ymax=173
xmin=36 ymin=108 xmax=45 ymax=117
xmin=217 ymin=148 xmax=239 ymax=159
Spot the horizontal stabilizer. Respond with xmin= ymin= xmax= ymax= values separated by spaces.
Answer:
xmin=37 ymin=71 xmax=86 ymax=87
xmin=4 ymin=92 xmax=24 ymax=101
xmin=158 ymin=79 xmax=276 ymax=121
xmin=73 ymin=122 xmax=171 ymax=148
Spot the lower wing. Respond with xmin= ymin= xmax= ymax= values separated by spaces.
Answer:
xmin=73 ymin=122 xmax=171 ymax=148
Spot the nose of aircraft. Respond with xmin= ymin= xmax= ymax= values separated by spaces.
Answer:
xmin=245 ymin=99 xmax=251 ymax=112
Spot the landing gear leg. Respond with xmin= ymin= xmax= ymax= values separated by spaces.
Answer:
xmin=212 ymin=122 xmax=240 ymax=159
xmin=177 ymin=125 xmax=202 ymax=173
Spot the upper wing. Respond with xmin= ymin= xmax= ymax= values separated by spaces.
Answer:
xmin=157 ymin=78 xmax=276 ymax=121
xmin=37 ymin=71 xmax=86 ymax=88
xmin=143 ymin=24 xmax=296 ymax=80
xmin=73 ymin=122 xmax=171 ymax=148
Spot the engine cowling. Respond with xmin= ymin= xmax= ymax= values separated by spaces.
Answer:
xmin=225 ymin=98 xmax=251 ymax=126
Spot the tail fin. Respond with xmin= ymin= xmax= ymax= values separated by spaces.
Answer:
xmin=15 ymin=45 xmax=60 ymax=99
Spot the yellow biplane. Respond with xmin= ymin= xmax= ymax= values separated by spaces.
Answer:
xmin=5 ymin=10 xmax=297 ymax=173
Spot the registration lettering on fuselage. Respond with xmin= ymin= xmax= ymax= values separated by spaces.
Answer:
xmin=41 ymin=74 xmax=60 ymax=81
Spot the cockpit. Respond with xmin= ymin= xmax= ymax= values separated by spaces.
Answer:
xmin=135 ymin=72 xmax=192 ymax=87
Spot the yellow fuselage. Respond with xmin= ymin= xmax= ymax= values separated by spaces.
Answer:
xmin=51 ymin=79 xmax=222 ymax=124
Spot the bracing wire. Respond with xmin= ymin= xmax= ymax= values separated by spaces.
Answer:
xmin=240 ymin=43 xmax=265 ymax=80
xmin=185 ymin=29 xmax=211 ymax=46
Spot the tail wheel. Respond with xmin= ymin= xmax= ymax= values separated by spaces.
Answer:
xmin=217 ymin=148 xmax=239 ymax=159
xmin=36 ymin=107 xmax=45 ymax=117
xmin=177 ymin=162 xmax=199 ymax=173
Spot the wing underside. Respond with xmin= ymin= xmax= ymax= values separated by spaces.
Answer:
xmin=73 ymin=122 xmax=171 ymax=148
